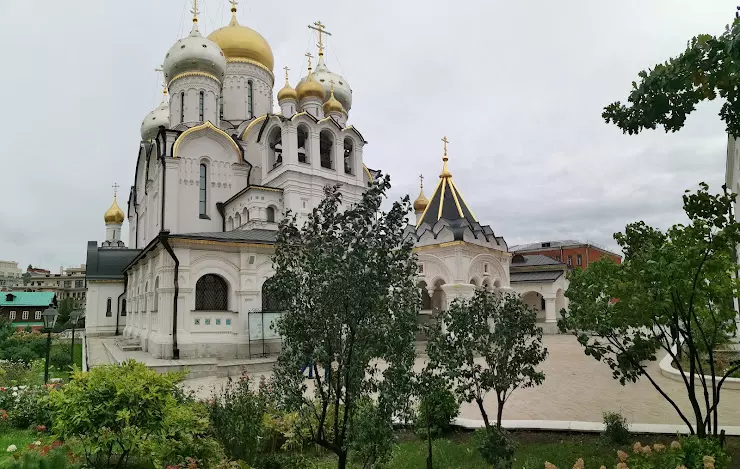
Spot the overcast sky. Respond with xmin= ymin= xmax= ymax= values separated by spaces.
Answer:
xmin=0 ymin=0 xmax=735 ymax=271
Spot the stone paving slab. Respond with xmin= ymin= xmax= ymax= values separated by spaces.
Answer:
xmin=180 ymin=335 xmax=740 ymax=430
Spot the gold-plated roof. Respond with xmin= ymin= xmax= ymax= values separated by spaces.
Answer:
xmin=296 ymin=55 xmax=325 ymax=102
xmin=322 ymin=82 xmax=345 ymax=115
xmin=104 ymin=196 xmax=125 ymax=225
xmin=277 ymin=66 xmax=297 ymax=102
xmin=207 ymin=4 xmax=274 ymax=71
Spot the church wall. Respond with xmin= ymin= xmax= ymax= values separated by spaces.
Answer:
xmin=168 ymin=75 xmax=220 ymax=126
xmin=222 ymin=62 xmax=274 ymax=121
xmin=85 ymin=281 xmax=124 ymax=336
xmin=224 ymin=187 xmax=282 ymax=230
xmin=125 ymin=241 xmax=277 ymax=359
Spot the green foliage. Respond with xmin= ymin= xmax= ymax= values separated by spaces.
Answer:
xmin=473 ymin=427 xmax=515 ymax=469
xmin=48 ymin=347 xmax=71 ymax=373
xmin=560 ymin=183 xmax=740 ymax=437
xmin=268 ymin=176 xmax=419 ymax=469
xmin=0 ymin=330 xmax=47 ymax=366
xmin=427 ymin=289 xmax=547 ymax=430
xmin=50 ymin=360 xmax=221 ymax=469
xmin=0 ymin=445 xmax=79 ymax=469
xmin=348 ymin=398 xmax=394 ymax=469
xmin=7 ymin=386 xmax=54 ymax=430
xmin=602 ymin=15 xmax=740 ymax=136
xmin=414 ymin=372 xmax=459 ymax=438
xmin=601 ymin=411 xmax=631 ymax=445
xmin=209 ymin=376 xmax=267 ymax=464
xmin=677 ymin=435 xmax=730 ymax=469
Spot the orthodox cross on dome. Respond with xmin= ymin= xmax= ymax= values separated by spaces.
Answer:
xmin=112 ymin=183 xmax=120 ymax=197
xmin=155 ymin=66 xmax=167 ymax=95
xmin=283 ymin=65 xmax=290 ymax=84
xmin=230 ymin=0 xmax=238 ymax=13
xmin=308 ymin=21 xmax=332 ymax=57
xmin=305 ymin=52 xmax=314 ymax=71
xmin=441 ymin=136 xmax=449 ymax=159
xmin=191 ymin=0 xmax=199 ymax=23
xmin=419 ymin=174 xmax=424 ymax=190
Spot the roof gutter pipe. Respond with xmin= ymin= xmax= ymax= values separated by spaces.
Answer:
xmin=159 ymin=231 xmax=179 ymax=360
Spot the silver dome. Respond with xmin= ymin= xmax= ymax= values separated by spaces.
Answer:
xmin=163 ymin=24 xmax=227 ymax=85
xmin=140 ymin=97 xmax=170 ymax=141
xmin=298 ymin=56 xmax=352 ymax=111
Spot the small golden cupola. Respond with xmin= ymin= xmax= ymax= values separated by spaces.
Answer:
xmin=296 ymin=53 xmax=326 ymax=102
xmin=104 ymin=194 xmax=125 ymax=225
xmin=277 ymin=66 xmax=297 ymax=102
xmin=413 ymin=175 xmax=429 ymax=213
xmin=323 ymin=81 xmax=346 ymax=115
xmin=207 ymin=1 xmax=274 ymax=72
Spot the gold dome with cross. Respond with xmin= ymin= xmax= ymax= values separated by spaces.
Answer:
xmin=207 ymin=0 xmax=274 ymax=72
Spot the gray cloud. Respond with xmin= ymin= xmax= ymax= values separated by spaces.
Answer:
xmin=0 ymin=0 xmax=735 ymax=268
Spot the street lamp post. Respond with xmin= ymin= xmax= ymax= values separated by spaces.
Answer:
xmin=69 ymin=310 xmax=82 ymax=367
xmin=42 ymin=307 xmax=59 ymax=384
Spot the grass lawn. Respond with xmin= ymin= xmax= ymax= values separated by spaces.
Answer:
xmin=309 ymin=431 xmax=740 ymax=469
xmin=0 ymin=429 xmax=37 ymax=462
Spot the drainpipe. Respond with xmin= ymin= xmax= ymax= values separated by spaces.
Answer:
xmin=585 ymin=244 xmax=590 ymax=267
xmin=216 ymin=202 xmax=226 ymax=232
xmin=159 ymin=231 xmax=180 ymax=360
xmin=115 ymin=274 xmax=128 ymax=336
xmin=133 ymin=190 xmax=140 ymax=249
xmin=158 ymin=157 xmax=167 ymax=232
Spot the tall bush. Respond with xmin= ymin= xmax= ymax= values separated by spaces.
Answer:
xmin=50 ymin=360 xmax=221 ymax=469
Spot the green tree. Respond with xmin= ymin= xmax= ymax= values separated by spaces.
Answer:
xmin=56 ymin=297 xmax=77 ymax=328
xmin=560 ymin=183 xmax=740 ymax=438
xmin=602 ymin=13 xmax=740 ymax=136
xmin=427 ymin=289 xmax=548 ymax=430
xmin=268 ymin=176 xmax=419 ymax=469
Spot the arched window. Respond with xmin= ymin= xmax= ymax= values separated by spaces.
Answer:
xmin=144 ymin=282 xmax=149 ymax=312
xmin=344 ymin=138 xmax=354 ymax=174
xmin=247 ymin=80 xmax=254 ymax=118
xmin=153 ymin=277 xmax=159 ymax=312
xmin=268 ymin=127 xmax=282 ymax=170
xmin=121 ymin=298 xmax=127 ymax=317
xmin=262 ymin=277 xmax=282 ymax=311
xmin=195 ymin=274 xmax=228 ymax=311
xmin=180 ymin=92 xmax=185 ymax=123
xmin=199 ymin=91 xmax=204 ymax=121
xmin=227 ymin=216 xmax=234 ymax=231
xmin=297 ymin=126 xmax=309 ymax=164
xmin=219 ymin=91 xmax=223 ymax=120
xmin=235 ymin=212 xmax=241 ymax=227
xmin=266 ymin=206 xmax=275 ymax=223
xmin=243 ymin=207 xmax=249 ymax=223
xmin=199 ymin=163 xmax=207 ymax=216
xmin=319 ymin=130 xmax=334 ymax=169
xmin=106 ymin=297 xmax=112 ymax=317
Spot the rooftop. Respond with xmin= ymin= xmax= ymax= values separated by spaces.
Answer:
xmin=510 ymin=240 xmax=619 ymax=257
xmin=0 ymin=292 xmax=55 ymax=307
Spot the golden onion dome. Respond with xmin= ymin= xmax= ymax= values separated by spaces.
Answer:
xmin=104 ymin=196 xmax=125 ymax=225
xmin=413 ymin=177 xmax=429 ymax=212
xmin=323 ymin=85 xmax=346 ymax=115
xmin=277 ymin=67 xmax=297 ymax=102
xmin=207 ymin=7 xmax=274 ymax=72
xmin=296 ymin=72 xmax=325 ymax=102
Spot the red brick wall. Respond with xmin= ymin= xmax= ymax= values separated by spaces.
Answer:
xmin=516 ymin=245 xmax=621 ymax=269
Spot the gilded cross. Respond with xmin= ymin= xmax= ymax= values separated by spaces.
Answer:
xmin=191 ymin=0 xmax=199 ymax=23
xmin=230 ymin=0 xmax=238 ymax=12
xmin=155 ymin=66 xmax=166 ymax=94
xmin=308 ymin=21 xmax=332 ymax=56
xmin=419 ymin=174 xmax=424 ymax=189
xmin=283 ymin=66 xmax=290 ymax=83
xmin=112 ymin=183 xmax=120 ymax=197
xmin=305 ymin=52 xmax=314 ymax=70
xmin=441 ymin=136 xmax=449 ymax=156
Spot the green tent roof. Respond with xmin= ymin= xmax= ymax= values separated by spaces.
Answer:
xmin=0 ymin=292 xmax=55 ymax=307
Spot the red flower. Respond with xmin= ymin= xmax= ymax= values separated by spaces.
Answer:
xmin=35 ymin=425 xmax=47 ymax=432
xmin=50 ymin=440 xmax=63 ymax=449
xmin=40 ymin=446 xmax=50 ymax=456
xmin=0 ymin=410 xmax=7 ymax=420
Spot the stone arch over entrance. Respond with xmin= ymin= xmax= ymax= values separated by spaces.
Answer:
xmin=556 ymin=288 xmax=566 ymax=319
xmin=431 ymin=277 xmax=446 ymax=312
xmin=521 ymin=291 xmax=545 ymax=322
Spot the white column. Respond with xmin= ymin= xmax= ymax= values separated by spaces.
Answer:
xmin=441 ymin=283 xmax=476 ymax=307
xmin=544 ymin=297 xmax=557 ymax=323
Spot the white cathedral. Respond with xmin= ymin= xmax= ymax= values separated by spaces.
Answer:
xmin=85 ymin=2 xmax=568 ymax=359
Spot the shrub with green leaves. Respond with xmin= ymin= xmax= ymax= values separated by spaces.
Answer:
xmin=8 ymin=385 xmax=55 ymax=429
xmin=50 ymin=360 xmax=221 ymax=469
xmin=474 ymin=426 xmax=515 ymax=469
xmin=49 ymin=346 xmax=72 ymax=373
xmin=415 ymin=373 xmax=459 ymax=438
xmin=602 ymin=411 xmax=630 ymax=445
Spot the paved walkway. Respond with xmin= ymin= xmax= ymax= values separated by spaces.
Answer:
xmin=182 ymin=335 xmax=740 ymax=428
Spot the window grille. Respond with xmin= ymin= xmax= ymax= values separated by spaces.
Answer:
xmin=195 ymin=274 xmax=228 ymax=311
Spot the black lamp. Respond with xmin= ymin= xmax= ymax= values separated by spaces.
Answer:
xmin=69 ymin=310 xmax=82 ymax=366
xmin=42 ymin=307 xmax=58 ymax=384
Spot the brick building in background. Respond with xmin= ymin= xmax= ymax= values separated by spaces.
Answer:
xmin=510 ymin=240 xmax=621 ymax=269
